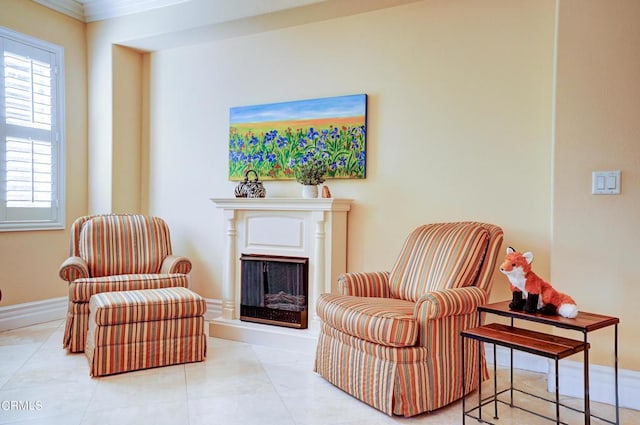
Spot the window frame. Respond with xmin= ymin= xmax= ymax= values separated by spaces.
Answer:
xmin=0 ymin=26 xmax=66 ymax=232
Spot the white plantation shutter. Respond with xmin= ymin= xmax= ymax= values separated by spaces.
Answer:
xmin=0 ymin=27 xmax=65 ymax=231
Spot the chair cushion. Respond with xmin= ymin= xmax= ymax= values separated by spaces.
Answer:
xmin=79 ymin=215 xmax=172 ymax=277
xmin=69 ymin=273 xmax=188 ymax=302
xmin=89 ymin=287 xmax=206 ymax=325
xmin=389 ymin=222 xmax=489 ymax=302
xmin=316 ymin=294 xmax=418 ymax=347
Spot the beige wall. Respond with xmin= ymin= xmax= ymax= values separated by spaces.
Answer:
xmin=86 ymin=23 xmax=112 ymax=213
xmin=553 ymin=0 xmax=640 ymax=367
xmin=0 ymin=1 xmax=87 ymax=305
xmin=112 ymin=45 xmax=143 ymax=214
xmin=145 ymin=0 xmax=555 ymax=309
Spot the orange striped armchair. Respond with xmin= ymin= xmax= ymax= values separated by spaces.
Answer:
xmin=58 ymin=214 xmax=192 ymax=353
xmin=314 ymin=222 xmax=503 ymax=417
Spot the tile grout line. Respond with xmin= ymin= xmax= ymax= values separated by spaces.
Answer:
xmin=183 ymin=363 xmax=192 ymax=425
xmin=51 ymin=320 xmax=94 ymax=425
xmin=250 ymin=344 xmax=299 ymax=425
xmin=0 ymin=322 xmax=60 ymax=392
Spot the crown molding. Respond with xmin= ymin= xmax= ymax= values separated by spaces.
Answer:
xmin=80 ymin=0 xmax=189 ymax=22
xmin=33 ymin=0 xmax=84 ymax=21
xmin=33 ymin=0 xmax=189 ymax=22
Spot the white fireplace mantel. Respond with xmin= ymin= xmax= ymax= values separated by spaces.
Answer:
xmin=211 ymin=197 xmax=352 ymax=213
xmin=210 ymin=198 xmax=352 ymax=346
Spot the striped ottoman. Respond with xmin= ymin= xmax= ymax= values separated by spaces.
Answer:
xmin=85 ymin=287 xmax=207 ymax=377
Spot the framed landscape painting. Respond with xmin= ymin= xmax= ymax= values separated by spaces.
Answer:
xmin=229 ymin=94 xmax=367 ymax=180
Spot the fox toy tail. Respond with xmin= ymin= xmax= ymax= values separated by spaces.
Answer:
xmin=545 ymin=288 xmax=578 ymax=318
xmin=556 ymin=294 xmax=578 ymax=318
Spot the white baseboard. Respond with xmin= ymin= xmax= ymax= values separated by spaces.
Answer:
xmin=548 ymin=358 xmax=640 ymax=410
xmin=0 ymin=296 xmax=222 ymax=332
xmin=485 ymin=343 xmax=549 ymax=374
xmin=486 ymin=345 xmax=640 ymax=411
xmin=204 ymin=298 xmax=222 ymax=321
xmin=0 ymin=296 xmax=67 ymax=332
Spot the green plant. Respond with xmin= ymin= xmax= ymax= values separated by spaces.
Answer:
xmin=294 ymin=160 xmax=327 ymax=185
xmin=228 ymin=122 xmax=366 ymax=181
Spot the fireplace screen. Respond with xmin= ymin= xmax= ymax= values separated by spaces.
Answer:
xmin=240 ymin=254 xmax=309 ymax=329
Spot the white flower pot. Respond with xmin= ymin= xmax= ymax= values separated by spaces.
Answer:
xmin=301 ymin=185 xmax=318 ymax=198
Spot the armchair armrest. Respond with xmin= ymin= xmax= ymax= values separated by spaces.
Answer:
xmin=414 ymin=286 xmax=487 ymax=320
xmin=160 ymin=255 xmax=192 ymax=274
xmin=58 ymin=256 xmax=89 ymax=282
xmin=337 ymin=271 xmax=391 ymax=297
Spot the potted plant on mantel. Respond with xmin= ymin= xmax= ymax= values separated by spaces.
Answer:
xmin=294 ymin=160 xmax=328 ymax=198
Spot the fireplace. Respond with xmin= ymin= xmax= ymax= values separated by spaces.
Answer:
xmin=240 ymin=254 xmax=309 ymax=329
xmin=209 ymin=198 xmax=351 ymax=349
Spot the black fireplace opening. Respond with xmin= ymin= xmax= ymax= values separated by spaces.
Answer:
xmin=240 ymin=254 xmax=309 ymax=329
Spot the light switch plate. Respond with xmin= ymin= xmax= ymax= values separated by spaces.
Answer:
xmin=592 ymin=171 xmax=620 ymax=195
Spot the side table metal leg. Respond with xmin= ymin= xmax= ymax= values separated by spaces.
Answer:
xmin=615 ymin=324 xmax=619 ymax=425
xmin=555 ymin=358 xmax=560 ymax=425
xmin=478 ymin=338 xmax=482 ymax=422
xmin=584 ymin=332 xmax=591 ymax=425
xmin=510 ymin=317 xmax=514 ymax=407
xmin=510 ymin=347 xmax=514 ymax=407
xmin=493 ymin=343 xmax=498 ymax=419
xmin=462 ymin=334 xmax=466 ymax=425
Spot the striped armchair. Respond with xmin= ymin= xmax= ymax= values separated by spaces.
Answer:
xmin=314 ymin=222 xmax=503 ymax=417
xmin=58 ymin=214 xmax=192 ymax=353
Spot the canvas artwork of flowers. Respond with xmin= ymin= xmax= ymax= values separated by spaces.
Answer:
xmin=228 ymin=94 xmax=367 ymax=181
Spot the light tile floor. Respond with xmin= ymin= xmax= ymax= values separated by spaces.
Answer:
xmin=0 ymin=320 xmax=637 ymax=425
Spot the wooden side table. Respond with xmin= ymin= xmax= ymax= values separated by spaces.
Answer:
xmin=461 ymin=300 xmax=620 ymax=425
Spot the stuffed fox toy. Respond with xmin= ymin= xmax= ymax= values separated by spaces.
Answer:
xmin=499 ymin=247 xmax=578 ymax=318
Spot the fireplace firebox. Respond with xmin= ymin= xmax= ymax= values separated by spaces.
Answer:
xmin=240 ymin=254 xmax=309 ymax=329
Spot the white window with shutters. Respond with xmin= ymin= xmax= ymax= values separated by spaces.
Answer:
xmin=0 ymin=27 xmax=65 ymax=231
